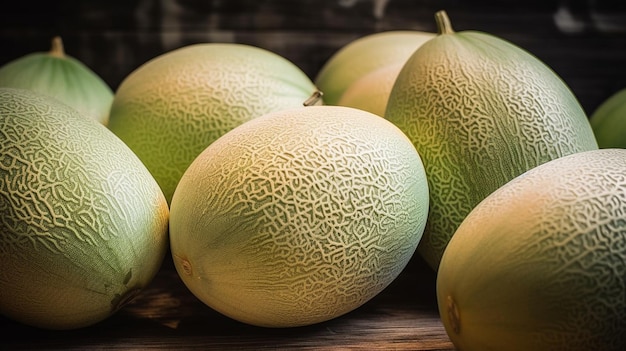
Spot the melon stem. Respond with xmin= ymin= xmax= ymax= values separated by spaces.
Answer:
xmin=49 ymin=36 xmax=66 ymax=58
xmin=303 ymin=89 xmax=324 ymax=106
xmin=435 ymin=10 xmax=455 ymax=35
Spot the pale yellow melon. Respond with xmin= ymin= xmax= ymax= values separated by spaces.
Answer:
xmin=169 ymin=105 xmax=429 ymax=328
xmin=315 ymin=30 xmax=434 ymax=105
xmin=338 ymin=62 xmax=404 ymax=116
xmin=107 ymin=43 xmax=318 ymax=203
xmin=437 ymin=148 xmax=626 ymax=351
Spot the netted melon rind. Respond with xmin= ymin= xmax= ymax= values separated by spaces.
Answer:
xmin=170 ymin=105 xmax=429 ymax=327
xmin=437 ymin=148 xmax=626 ymax=351
xmin=0 ymin=88 xmax=168 ymax=330
xmin=386 ymin=30 xmax=598 ymax=270
xmin=108 ymin=43 xmax=317 ymax=203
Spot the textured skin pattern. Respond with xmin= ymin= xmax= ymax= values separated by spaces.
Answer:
xmin=107 ymin=43 xmax=317 ymax=203
xmin=0 ymin=88 xmax=169 ymax=330
xmin=385 ymin=30 xmax=599 ymax=270
xmin=169 ymin=106 xmax=429 ymax=327
xmin=315 ymin=31 xmax=434 ymax=105
xmin=0 ymin=50 xmax=114 ymax=125
xmin=437 ymin=149 xmax=626 ymax=351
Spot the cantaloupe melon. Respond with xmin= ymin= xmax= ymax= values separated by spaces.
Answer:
xmin=0 ymin=87 xmax=169 ymax=330
xmin=385 ymin=10 xmax=599 ymax=270
xmin=107 ymin=43 xmax=318 ymax=203
xmin=0 ymin=36 xmax=113 ymax=125
xmin=437 ymin=148 xmax=626 ymax=351
xmin=315 ymin=30 xmax=434 ymax=106
xmin=169 ymin=105 xmax=429 ymax=328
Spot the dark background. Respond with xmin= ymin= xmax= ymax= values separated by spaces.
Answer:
xmin=1 ymin=0 xmax=625 ymax=116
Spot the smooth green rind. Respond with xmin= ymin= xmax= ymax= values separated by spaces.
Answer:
xmin=437 ymin=148 xmax=626 ymax=351
xmin=0 ymin=39 xmax=114 ymax=125
xmin=107 ymin=43 xmax=318 ymax=204
xmin=385 ymin=13 xmax=598 ymax=270
xmin=590 ymin=88 xmax=626 ymax=148
xmin=0 ymin=88 xmax=169 ymax=330
xmin=169 ymin=105 xmax=429 ymax=328
xmin=315 ymin=31 xmax=435 ymax=106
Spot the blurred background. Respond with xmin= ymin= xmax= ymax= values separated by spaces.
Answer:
xmin=1 ymin=0 xmax=625 ymax=115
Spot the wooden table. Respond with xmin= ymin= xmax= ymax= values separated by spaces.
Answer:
xmin=1 ymin=256 xmax=455 ymax=350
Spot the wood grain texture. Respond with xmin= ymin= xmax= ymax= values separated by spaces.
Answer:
xmin=1 ymin=256 xmax=454 ymax=350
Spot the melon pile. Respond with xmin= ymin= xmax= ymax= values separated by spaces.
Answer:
xmin=1 ymin=8 xmax=625 ymax=351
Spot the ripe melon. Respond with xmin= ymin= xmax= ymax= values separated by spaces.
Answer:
xmin=0 ymin=87 xmax=169 ymax=330
xmin=107 ymin=43 xmax=319 ymax=203
xmin=0 ymin=36 xmax=113 ymax=125
xmin=437 ymin=148 xmax=626 ymax=351
xmin=589 ymin=88 xmax=626 ymax=148
xmin=338 ymin=62 xmax=404 ymax=116
xmin=385 ymin=10 xmax=599 ymax=270
xmin=169 ymin=105 xmax=429 ymax=328
xmin=315 ymin=30 xmax=434 ymax=105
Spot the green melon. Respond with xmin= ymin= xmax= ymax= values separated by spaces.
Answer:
xmin=437 ymin=148 xmax=626 ymax=351
xmin=589 ymin=88 xmax=626 ymax=148
xmin=107 ymin=43 xmax=319 ymax=204
xmin=0 ymin=36 xmax=113 ymax=125
xmin=169 ymin=105 xmax=429 ymax=328
xmin=0 ymin=87 xmax=169 ymax=330
xmin=315 ymin=30 xmax=434 ymax=106
xmin=384 ymin=10 xmax=599 ymax=270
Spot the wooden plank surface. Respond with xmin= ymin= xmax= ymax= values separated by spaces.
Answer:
xmin=1 ymin=256 xmax=455 ymax=350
